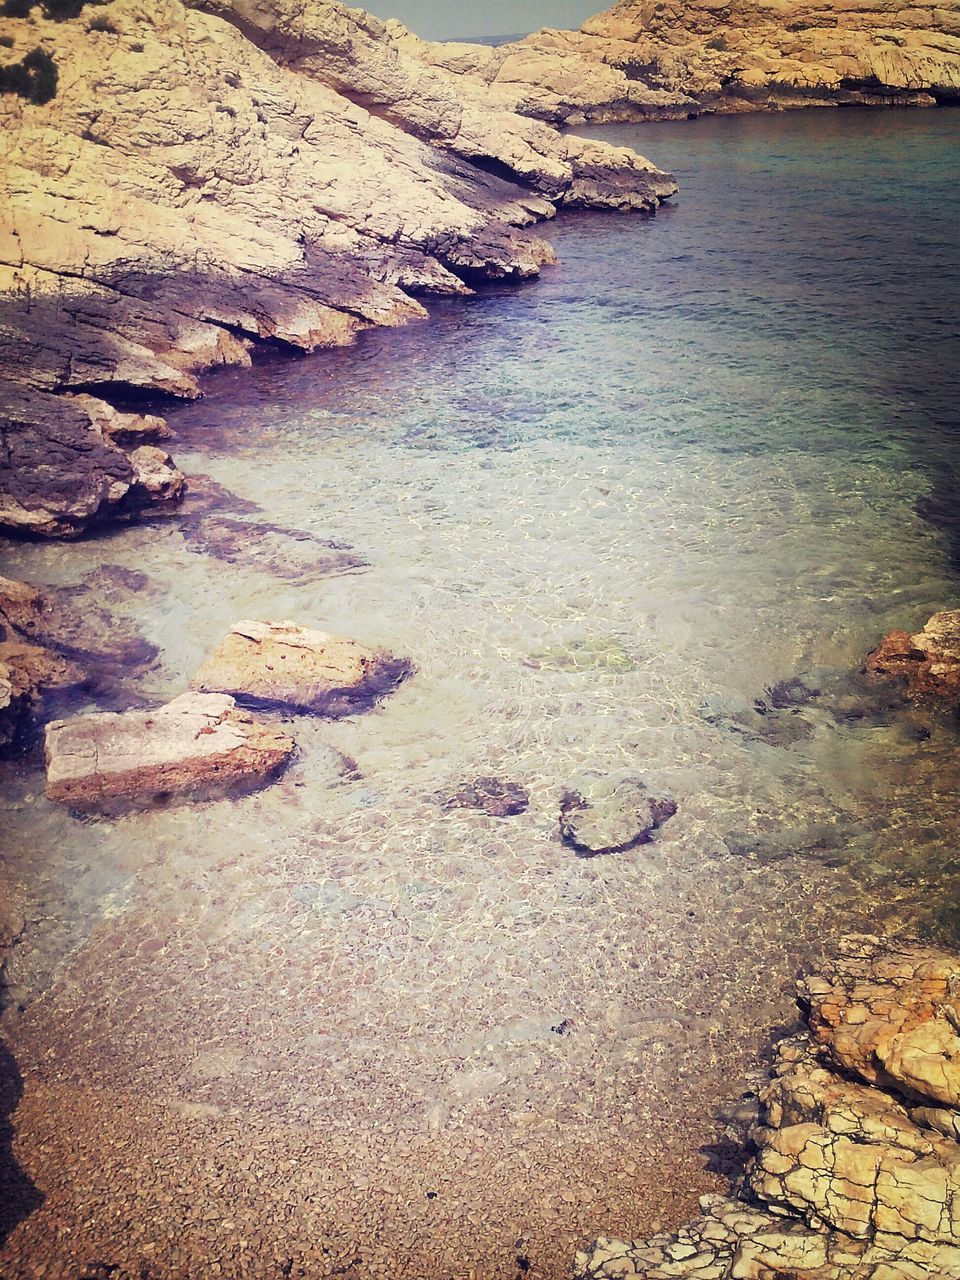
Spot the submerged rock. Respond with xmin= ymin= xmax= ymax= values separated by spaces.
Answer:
xmin=441 ymin=777 xmax=530 ymax=818
xmin=867 ymin=610 xmax=960 ymax=704
xmin=44 ymin=692 xmax=295 ymax=811
xmin=559 ymin=772 xmax=676 ymax=856
xmin=574 ymin=935 xmax=960 ymax=1280
xmin=0 ymin=641 xmax=85 ymax=750
xmin=191 ymin=620 xmax=412 ymax=717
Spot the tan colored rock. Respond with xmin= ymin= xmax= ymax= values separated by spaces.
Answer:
xmin=44 ymin=691 xmax=295 ymax=811
xmin=867 ymin=610 xmax=960 ymax=703
xmin=0 ymin=0 xmax=676 ymax=536
xmin=576 ymin=938 xmax=960 ymax=1280
xmin=801 ymin=935 xmax=960 ymax=1107
xmin=0 ymin=640 xmax=85 ymax=749
xmin=191 ymin=620 xmax=412 ymax=717
xmin=405 ymin=0 xmax=960 ymax=127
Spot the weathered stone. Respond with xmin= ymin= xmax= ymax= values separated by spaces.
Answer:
xmin=411 ymin=0 xmax=960 ymax=129
xmin=867 ymin=611 xmax=960 ymax=703
xmin=559 ymin=771 xmax=676 ymax=855
xmin=191 ymin=620 xmax=412 ymax=717
xmin=0 ymin=0 xmax=675 ymax=537
xmin=441 ymin=777 xmax=530 ymax=818
xmin=576 ymin=938 xmax=960 ymax=1280
xmin=44 ymin=692 xmax=295 ymax=811
xmin=0 ymin=388 xmax=184 ymax=538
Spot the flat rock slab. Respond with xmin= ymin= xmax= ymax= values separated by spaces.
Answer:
xmin=44 ymin=692 xmax=295 ymax=812
xmin=559 ymin=771 xmax=677 ymax=856
xmin=190 ymin=620 xmax=412 ymax=717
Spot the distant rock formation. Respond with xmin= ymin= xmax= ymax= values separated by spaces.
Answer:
xmin=394 ymin=0 xmax=960 ymax=125
xmin=0 ymin=0 xmax=675 ymax=537
xmin=575 ymin=935 xmax=960 ymax=1279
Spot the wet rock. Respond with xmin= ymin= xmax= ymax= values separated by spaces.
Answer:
xmin=0 ymin=641 xmax=85 ymax=750
xmin=191 ymin=620 xmax=412 ymax=717
xmin=524 ymin=637 xmax=638 ymax=672
xmin=183 ymin=514 xmax=366 ymax=583
xmin=0 ymin=389 xmax=184 ymax=539
xmin=867 ymin=611 xmax=960 ymax=704
xmin=559 ymin=772 xmax=676 ymax=856
xmin=44 ymin=692 xmax=295 ymax=812
xmin=0 ymin=574 xmax=156 ymax=680
xmin=66 ymin=394 xmax=174 ymax=447
xmin=441 ymin=777 xmax=530 ymax=818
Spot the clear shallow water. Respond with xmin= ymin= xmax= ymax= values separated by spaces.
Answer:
xmin=1 ymin=109 xmax=959 ymax=1278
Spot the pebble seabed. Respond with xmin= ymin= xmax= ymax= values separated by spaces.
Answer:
xmin=2 ymin=110 xmax=960 ymax=1279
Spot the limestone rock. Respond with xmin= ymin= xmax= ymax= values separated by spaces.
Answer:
xmin=801 ymin=934 xmax=960 ymax=1108
xmin=0 ymin=388 xmax=184 ymax=538
xmin=190 ymin=620 xmax=412 ymax=717
xmin=441 ymin=777 xmax=530 ymax=818
xmin=0 ymin=0 xmax=675 ymax=536
xmin=44 ymin=692 xmax=295 ymax=811
xmin=867 ymin=611 xmax=960 ymax=703
xmin=575 ymin=937 xmax=960 ymax=1280
xmin=559 ymin=771 xmax=676 ymax=855
xmin=403 ymin=0 xmax=960 ymax=127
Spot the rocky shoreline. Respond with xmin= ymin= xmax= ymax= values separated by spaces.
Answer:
xmin=0 ymin=0 xmax=676 ymax=539
xmin=576 ymin=934 xmax=960 ymax=1280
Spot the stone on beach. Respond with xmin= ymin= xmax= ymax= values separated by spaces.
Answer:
xmin=191 ymin=620 xmax=412 ymax=717
xmin=867 ymin=609 xmax=960 ymax=703
xmin=44 ymin=692 xmax=295 ymax=811
xmin=559 ymin=771 xmax=677 ymax=855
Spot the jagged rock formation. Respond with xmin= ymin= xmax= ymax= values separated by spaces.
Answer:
xmin=396 ymin=0 xmax=960 ymax=126
xmin=868 ymin=609 xmax=960 ymax=704
xmin=575 ymin=936 xmax=960 ymax=1279
xmin=0 ymin=0 xmax=675 ymax=537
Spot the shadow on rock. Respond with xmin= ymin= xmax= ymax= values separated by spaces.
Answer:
xmin=0 ymin=1038 xmax=42 ymax=1247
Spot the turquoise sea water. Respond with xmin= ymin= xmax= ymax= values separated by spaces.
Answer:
xmin=1 ymin=108 xmax=959 ymax=1277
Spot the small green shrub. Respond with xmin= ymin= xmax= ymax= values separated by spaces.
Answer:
xmin=0 ymin=46 xmax=57 ymax=103
xmin=1 ymin=0 xmax=103 ymax=18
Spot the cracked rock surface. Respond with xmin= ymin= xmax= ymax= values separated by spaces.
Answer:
xmin=575 ymin=935 xmax=960 ymax=1279
xmin=0 ymin=0 xmax=675 ymax=537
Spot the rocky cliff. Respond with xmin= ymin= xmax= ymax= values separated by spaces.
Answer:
xmin=393 ymin=0 xmax=960 ymax=125
xmin=0 ymin=0 xmax=675 ymax=538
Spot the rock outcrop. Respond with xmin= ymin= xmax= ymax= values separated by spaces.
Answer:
xmin=190 ymin=619 xmax=412 ymax=716
xmin=397 ymin=0 xmax=960 ymax=126
xmin=0 ymin=0 xmax=675 ymax=536
xmin=574 ymin=936 xmax=960 ymax=1280
xmin=44 ymin=691 xmax=295 ymax=810
xmin=867 ymin=609 xmax=960 ymax=704
xmin=559 ymin=771 xmax=677 ymax=855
